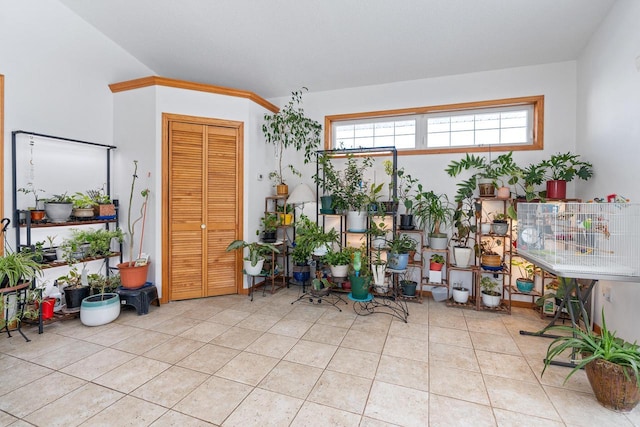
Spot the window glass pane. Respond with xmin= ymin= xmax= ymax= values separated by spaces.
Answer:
xmin=451 ymin=131 xmax=474 ymax=146
xmin=428 ymin=133 xmax=450 ymax=147
xmin=476 ymin=129 xmax=499 ymax=145
xmin=395 ymin=120 xmax=416 ymax=136
xmin=428 ymin=117 xmax=450 ymax=133
xmin=374 ymin=135 xmax=394 ymax=147
xmin=374 ymin=122 xmax=394 ymax=136
xmin=500 ymin=128 xmax=527 ymax=144
xmin=475 ymin=113 xmax=500 ymax=130
xmin=336 ymin=138 xmax=355 ymax=149
xmin=335 ymin=125 xmax=354 ymax=140
xmin=354 ymin=123 xmax=374 ymax=138
xmin=395 ymin=135 xmax=415 ymax=149
xmin=451 ymin=115 xmax=474 ymax=131
xmin=501 ymin=112 xmax=527 ymax=129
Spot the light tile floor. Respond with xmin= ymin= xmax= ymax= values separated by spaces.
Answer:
xmin=1 ymin=287 xmax=639 ymax=426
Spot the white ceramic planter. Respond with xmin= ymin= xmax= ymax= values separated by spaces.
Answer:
xmin=452 ymin=246 xmax=472 ymax=268
xmin=372 ymin=236 xmax=387 ymax=249
xmin=44 ymin=202 xmax=72 ymax=223
xmin=330 ymin=264 xmax=349 ymax=278
xmin=372 ymin=264 xmax=386 ymax=286
xmin=80 ymin=293 xmax=120 ymax=326
xmin=347 ymin=210 xmax=367 ymax=232
xmin=480 ymin=223 xmax=491 ymax=234
xmin=452 ymin=287 xmax=469 ymax=304
xmin=428 ymin=234 xmax=448 ymax=250
xmin=482 ymin=291 xmax=501 ymax=307
xmin=243 ymin=258 xmax=265 ymax=276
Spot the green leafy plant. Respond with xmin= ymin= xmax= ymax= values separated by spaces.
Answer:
xmin=262 ymin=87 xmax=322 ymax=185
xmin=538 ymin=152 xmax=594 ymax=182
xmin=292 ymin=215 xmax=339 ymax=262
xmin=68 ymin=228 xmax=124 ymax=258
xmin=18 ymin=184 xmax=44 ymax=208
xmin=480 ymin=276 xmax=499 ymax=295
xmin=44 ymin=193 xmax=72 ymax=203
xmin=543 ymin=309 xmax=640 ymax=388
xmin=71 ymin=192 xmax=96 ymax=209
xmin=337 ymin=154 xmax=373 ymax=211
xmin=89 ymin=274 xmax=121 ymax=296
xmin=430 ymin=254 xmax=445 ymax=264
xmin=511 ymin=257 xmax=535 ymax=280
xmin=86 ymin=187 xmax=112 ymax=204
xmin=366 ymin=218 xmax=388 ymax=238
xmin=451 ymin=197 xmax=477 ymax=248
xmin=324 ymin=247 xmax=351 ymax=266
xmin=226 ymin=240 xmax=280 ymax=267
xmin=261 ymin=213 xmax=280 ymax=233
xmin=0 ymin=251 xmax=43 ymax=288
xmin=445 ymin=152 xmax=519 ymax=201
xmin=396 ymin=167 xmax=419 ymax=215
xmin=386 ymin=234 xmax=417 ymax=254
xmin=413 ymin=187 xmax=453 ymax=235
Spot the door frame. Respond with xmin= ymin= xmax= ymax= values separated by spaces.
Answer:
xmin=161 ymin=112 xmax=244 ymax=303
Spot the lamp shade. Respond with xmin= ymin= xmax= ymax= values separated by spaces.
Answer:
xmin=286 ymin=184 xmax=316 ymax=205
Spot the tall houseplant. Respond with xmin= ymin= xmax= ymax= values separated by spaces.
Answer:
xmin=117 ymin=161 xmax=151 ymax=289
xmin=414 ymin=187 xmax=453 ymax=249
xmin=262 ymin=87 xmax=322 ymax=195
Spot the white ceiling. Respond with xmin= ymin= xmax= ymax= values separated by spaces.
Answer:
xmin=59 ymin=0 xmax=615 ymax=98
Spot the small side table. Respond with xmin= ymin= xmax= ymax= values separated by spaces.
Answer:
xmin=116 ymin=282 xmax=160 ymax=315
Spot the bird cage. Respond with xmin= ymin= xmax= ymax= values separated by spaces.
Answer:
xmin=516 ymin=203 xmax=640 ymax=279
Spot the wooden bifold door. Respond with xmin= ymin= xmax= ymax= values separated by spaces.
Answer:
xmin=163 ymin=114 xmax=243 ymax=301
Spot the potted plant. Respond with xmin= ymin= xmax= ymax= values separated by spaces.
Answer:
xmin=70 ymin=192 xmax=96 ymax=219
xmin=476 ymin=238 xmax=503 ymax=271
xmin=18 ymin=184 xmax=45 ymax=222
xmin=348 ymin=249 xmax=371 ymax=300
xmin=0 ymin=251 xmax=42 ymax=289
xmin=365 ymin=182 xmax=385 ymax=214
xmin=275 ymin=202 xmax=293 ymax=225
xmin=509 ymin=162 xmax=546 ymax=202
xmin=450 ymin=194 xmax=477 ymax=268
xmin=369 ymin=247 xmax=387 ymax=292
xmin=43 ymin=193 xmax=73 ymax=223
xmin=445 ymin=152 xmax=519 ymax=200
xmin=225 ymin=240 xmax=280 ymax=276
xmin=511 ymin=257 xmax=535 ymax=292
xmin=69 ymin=227 xmax=124 ymax=258
xmin=262 ymin=87 xmax=322 ymax=195
xmin=324 ymin=247 xmax=351 ymax=279
xmin=294 ymin=215 xmax=339 ymax=257
xmin=386 ymin=234 xmax=417 ymax=270
xmin=429 ymin=254 xmax=445 ymax=272
xmin=537 ymin=152 xmax=594 ymax=199
xmin=396 ymin=167 xmax=419 ymax=229
xmin=382 ymin=160 xmax=398 ymax=214
xmin=340 ymin=154 xmax=373 ymax=232
xmin=414 ymin=187 xmax=453 ymax=249
xmin=480 ymin=276 xmax=501 ymax=307
xmin=117 ymin=161 xmax=151 ymax=289
xmin=87 ymin=187 xmax=116 ymax=217
xmin=56 ymin=265 xmax=90 ymax=310
xmin=543 ymin=309 xmax=640 ymax=412
xmin=81 ymin=274 xmax=121 ymax=326
xmin=42 ymin=235 xmax=58 ymax=263
xmin=367 ymin=218 xmax=389 ymax=249
xmin=0 ymin=251 xmax=43 ymax=331
xmin=260 ymin=213 xmax=279 ymax=243
xmin=314 ymin=153 xmax=341 ymax=214
xmin=491 ymin=212 xmax=509 ymax=235
xmin=451 ymin=281 xmax=470 ymax=304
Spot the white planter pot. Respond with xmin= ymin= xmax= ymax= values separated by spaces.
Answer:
xmin=482 ymin=291 xmax=501 ymax=307
xmin=372 ymin=264 xmax=386 ymax=286
xmin=313 ymin=244 xmax=329 ymax=257
xmin=372 ymin=236 xmax=387 ymax=249
xmin=243 ymin=258 xmax=265 ymax=276
xmin=452 ymin=246 xmax=472 ymax=268
xmin=480 ymin=223 xmax=491 ymax=234
xmin=492 ymin=222 xmax=509 ymax=235
xmin=452 ymin=287 xmax=469 ymax=304
xmin=44 ymin=202 xmax=72 ymax=223
xmin=347 ymin=210 xmax=367 ymax=232
xmin=428 ymin=234 xmax=448 ymax=250
xmin=80 ymin=293 xmax=120 ymax=326
xmin=330 ymin=264 xmax=349 ymax=278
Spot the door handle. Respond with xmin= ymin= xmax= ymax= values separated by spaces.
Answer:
xmin=201 ymin=224 xmax=206 ymax=229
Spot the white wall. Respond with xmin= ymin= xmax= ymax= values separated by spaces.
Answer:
xmin=576 ymin=0 xmax=640 ymax=341
xmin=113 ymin=86 xmax=273 ymax=293
xmin=0 ymin=0 xmax=152 ymax=286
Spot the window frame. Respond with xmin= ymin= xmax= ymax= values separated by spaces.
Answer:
xmin=324 ymin=95 xmax=544 ymax=155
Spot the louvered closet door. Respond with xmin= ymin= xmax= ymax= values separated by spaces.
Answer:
xmin=168 ymin=121 xmax=240 ymax=300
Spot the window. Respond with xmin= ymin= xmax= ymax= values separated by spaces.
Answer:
xmin=325 ymin=96 xmax=543 ymax=155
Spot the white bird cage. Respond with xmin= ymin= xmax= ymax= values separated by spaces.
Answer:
xmin=516 ymin=203 xmax=640 ymax=279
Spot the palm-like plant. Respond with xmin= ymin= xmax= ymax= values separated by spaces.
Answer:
xmin=226 ymin=240 xmax=280 ymax=267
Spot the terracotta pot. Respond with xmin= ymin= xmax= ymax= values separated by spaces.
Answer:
xmin=429 ymin=262 xmax=444 ymax=271
xmin=94 ymin=204 xmax=116 ymax=217
xmin=30 ymin=210 xmax=46 ymax=222
xmin=496 ymin=186 xmax=510 ymax=199
xmin=117 ymin=262 xmax=150 ymax=289
xmin=546 ymin=180 xmax=567 ymax=199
